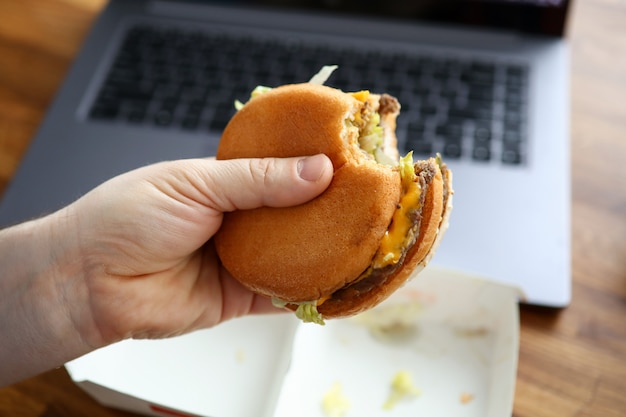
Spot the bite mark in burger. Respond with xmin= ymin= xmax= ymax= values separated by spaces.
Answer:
xmin=214 ymin=68 xmax=453 ymax=324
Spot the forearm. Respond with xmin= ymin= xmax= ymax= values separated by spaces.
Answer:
xmin=0 ymin=209 xmax=94 ymax=386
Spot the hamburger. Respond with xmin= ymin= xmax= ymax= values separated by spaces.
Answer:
xmin=214 ymin=71 xmax=453 ymax=324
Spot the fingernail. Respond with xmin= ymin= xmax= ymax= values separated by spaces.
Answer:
xmin=297 ymin=154 xmax=329 ymax=182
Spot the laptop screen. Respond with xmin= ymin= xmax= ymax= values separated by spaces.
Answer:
xmin=220 ymin=0 xmax=570 ymax=37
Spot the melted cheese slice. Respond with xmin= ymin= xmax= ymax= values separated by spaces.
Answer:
xmin=372 ymin=175 xmax=422 ymax=268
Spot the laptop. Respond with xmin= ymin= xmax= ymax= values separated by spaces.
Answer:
xmin=0 ymin=0 xmax=571 ymax=307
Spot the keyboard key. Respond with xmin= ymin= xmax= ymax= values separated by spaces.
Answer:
xmin=127 ymin=109 xmax=146 ymax=123
xmin=448 ymin=106 xmax=472 ymax=120
xmin=420 ymin=104 xmax=438 ymax=117
xmin=407 ymin=122 xmax=426 ymax=136
xmin=185 ymin=100 xmax=205 ymax=116
xmin=502 ymin=144 xmax=523 ymax=165
xmin=210 ymin=104 xmax=235 ymax=131
xmin=90 ymin=105 xmax=119 ymax=120
xmin=503 ymin=130 xmax=523 ymax=144
xmin=505 ymin=90 xmax=525 ymax=106
xmin=472 ymin=143 xmax=491 ymax=161
xmin=504 ymin=110 xmax=523 ymax=125
xmin=474 ymin=125 xmax=492 ymax=142
xmin=410 ymin=142 xmax=434 ymax=155
xmin=505 ymin=100 xmax=523 ymax=113
xmin=468 ymin=89 xmax=494 ymax=104
xmin=440 ymin=86 xmax=458 ymax=100
xmin=506 ymin=65 xmax=528 ymax=89
xmin=154 ymin=109 xmax=174 ymax=126
xmin=386 ymin=83 xmax=404 ymax=99
xmin=443 ymin=141 xmax=463 ymax=159
xmin=436 ymin=123 xmax=463 ymax=141
xmin=461 ymin=66 xmax=495 ymax=85
xmin=405 ymin=138 xmax=433 ymax=155
xmin=181 ymin=116 xmax=200 ymax=130
xmin=470 ymin=62 xmax=496 ymax=73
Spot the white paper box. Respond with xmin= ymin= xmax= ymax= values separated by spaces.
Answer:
xmin=65 ymin=267 xmax=520 ymax=417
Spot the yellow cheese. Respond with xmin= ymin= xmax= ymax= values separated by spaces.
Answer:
xmin=316 ymin=294 xmax=331 ymax=306
xmin=383 ymin=370 xmax=421 ymax=410
xmin=322 ymin=382 xmax=351 ymax=417
xmin=350 ymin=90 xmax=370 ymax=102
xmin=349 ymin=91 xmax=369 ymax=126
xmin=373 ymin=154 xmax=421 ymax=268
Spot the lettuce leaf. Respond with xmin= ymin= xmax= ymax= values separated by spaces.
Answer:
xmin=308 ymin=65 xmax=338 ymax=85
xmin=272 ymin=298 xmax=326 ymax=325
xmin=295 ymin=302 xmax=325 ymax=325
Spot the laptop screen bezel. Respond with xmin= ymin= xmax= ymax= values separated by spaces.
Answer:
xmin=205 ymin=0 xmax=571 ymax=37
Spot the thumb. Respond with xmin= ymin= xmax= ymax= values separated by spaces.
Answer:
xmin=203 ymin=154 xmax=334 ymax=211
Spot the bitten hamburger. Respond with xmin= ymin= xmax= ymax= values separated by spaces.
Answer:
xmin=214 ymin=75 xmax=453 ymax=325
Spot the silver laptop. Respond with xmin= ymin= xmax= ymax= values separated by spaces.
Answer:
xmin=0 ymin=0 xmax=571 ymax=307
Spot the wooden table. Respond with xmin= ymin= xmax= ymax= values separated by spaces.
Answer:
xmin=1 ymin=1 xmax=625 ymax=416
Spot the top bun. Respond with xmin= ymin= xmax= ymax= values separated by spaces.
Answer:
xmin=214 ymin=84 xmax=402 ymax=302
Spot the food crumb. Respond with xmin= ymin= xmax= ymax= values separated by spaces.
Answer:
xmin=322 ymin=382 xmax=351 ymax=417
xmin=235 ymin=349 xmax=246 ymax=363
xmin=460 ymin=392 xmax=474 ymax=404
xmin=383 ymin=370 xmax=421 ymax=410
xmin=455 ymin=326 xmax=489 ymax=338
xmin=353 ymin=302 xmax=421 ymax=344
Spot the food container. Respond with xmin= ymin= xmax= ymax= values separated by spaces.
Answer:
xmin=65 ymin=267 xmax=521 ymax=417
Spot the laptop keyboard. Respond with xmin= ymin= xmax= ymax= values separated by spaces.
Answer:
xmin=89 ymin=25 xmax=529 ymax=165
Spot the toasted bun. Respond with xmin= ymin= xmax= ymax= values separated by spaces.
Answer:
xmin=215 ymin=84 xmax=401 ymax=302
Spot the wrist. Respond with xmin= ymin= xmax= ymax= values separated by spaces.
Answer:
xmin=45 ymin=205 xmax=109 ymax=351
xmin=0 ymin=207 xmax=100 ymax=385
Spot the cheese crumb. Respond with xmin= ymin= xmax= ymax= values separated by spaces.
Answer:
xmin=460 ymin=392 xmax=475 ymax=404
xmin=383 ymin=370 xmax=421 ymax=410
xmin=322 ymin=382 xmax=351 ymax=417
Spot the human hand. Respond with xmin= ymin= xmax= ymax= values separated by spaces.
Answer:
xmin=52 ymin=154 xmax=333 ymax=349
